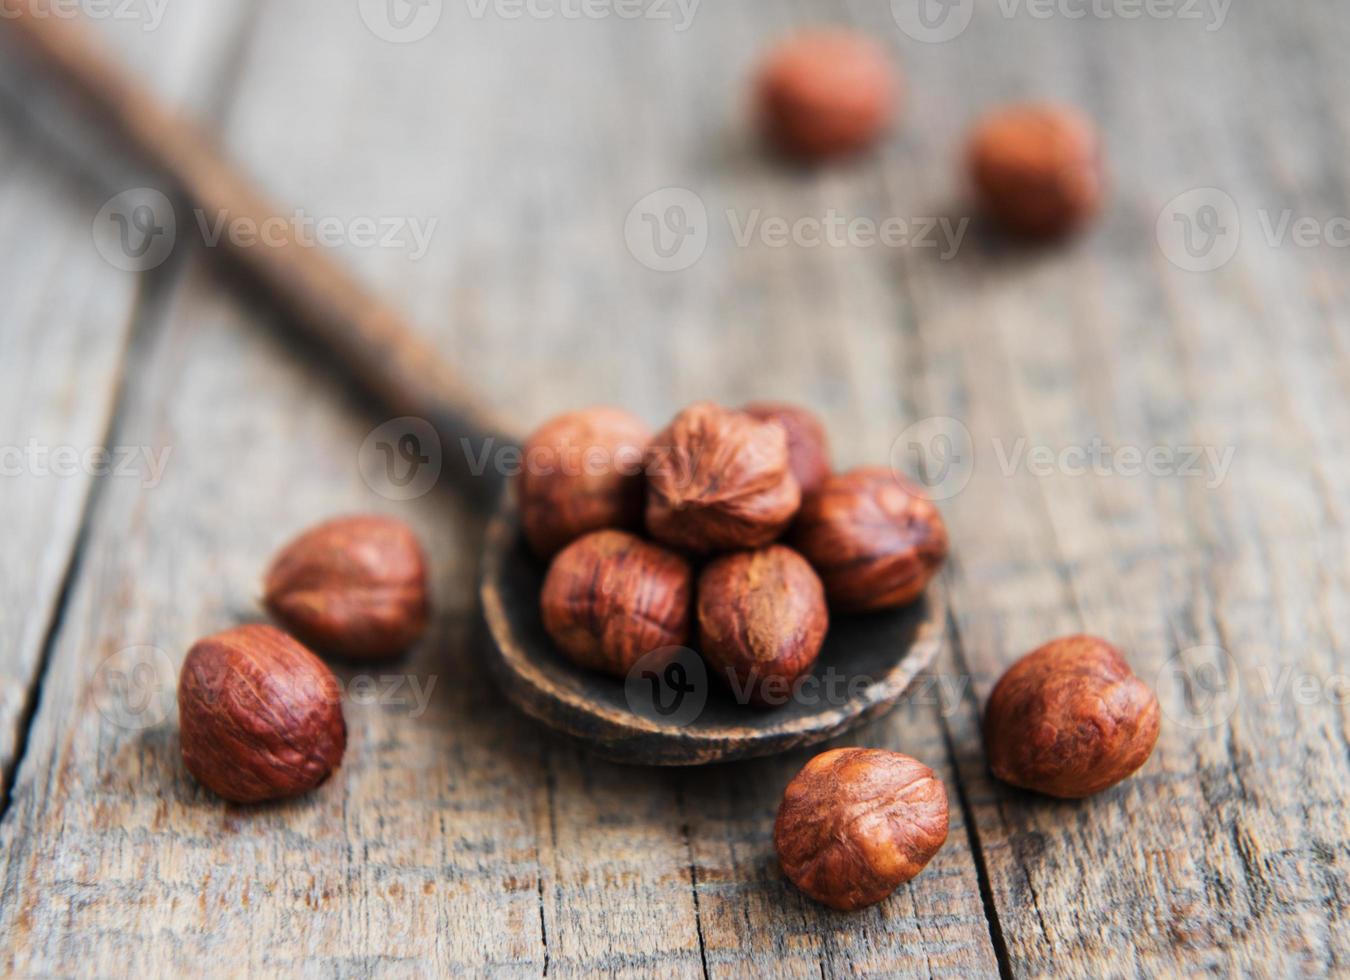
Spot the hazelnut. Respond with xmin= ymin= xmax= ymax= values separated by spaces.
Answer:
xmin=540 ymin=529 xmax=693 ymax=677
xmin=968 ymin=103 xmax=1105 ymax=239
xmin=645 ymin=403 xmax=801 ymax=553
xmin=263 ymin=514 xmax=429 ymax=660
xmin=983 ymin=635 xmax=1160 ymax=798
xmin=178 ymin=624 xmax=346 ymax=804
xmin=741 ymin=402 xmax=832 ymax=496
xmin=519 ymin=407 xmax=651 ymax=558
xmin=775 ymin=748 xmax=949 ymax=910
xmin=756 ymin=31 xmax=897 ymax=161
xmin=791 ymin=467 xmax=947 ymax=612
xmin=697 ymin=545 xmax=828 ymax=707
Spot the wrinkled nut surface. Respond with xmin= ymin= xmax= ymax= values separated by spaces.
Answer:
xmin=540 ymin=529 xmax=693 ymax=677
xmin=742 ymin=402 xmax=832 ymax=496
xmin=775 ymin=748 xmax=949 ymax=910
xmin=519 ymin=406 xmax=651 ymax=558
xmin=757 ymin=31 xmax=897 ymax=161
xmin=645 ymin=402 xmax=801 ymax=553
xmin=263 ymin=514 xmax=429 ymax=660
xmin=968 ymin=103 xmax=1104 ymax=239
xmin=983 ymin=635 xmax=1160 ymax=798
xmin=697 ymin=545 xmax=828 ymax=707
xmin=791 ymin=467 xmax=948 ymax=612
xmin=179 ymin=624 xmax=347 ymax=804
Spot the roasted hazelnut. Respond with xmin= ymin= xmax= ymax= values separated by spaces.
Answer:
xmin=645 ymin=402 xmax=801 ymax=553
xmin=968 ymin=103 xmax=1105 ymax=239
xmin=697 ymin=545 xmax=828 ymax=707
xmin=983 ymin=635 xmax=1160 ymax=799
xmin=263 ymin=514 xmax=429 ymax=660
xmin=791 ymin=467 xmax=947 ymax=612
xmin=741 ymin=402 xmax=832 ymax=496
xmin=756 ymin=31 xmax=897 ymax=161
xmin=775 ymin=748 xmax=949 ymax=910
xmin=540 ymin=529 xmax=693 ymax=677
xmin=178 ymin=624 xmax=346 ymax=804
xmin=519 ymin=407 xmax=651 ymax=559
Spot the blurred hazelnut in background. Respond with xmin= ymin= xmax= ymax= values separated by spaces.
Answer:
xmin=967 ymin=103 xmax=1105 ymax=239
xmin=756 ymin=30 xmax=898 ymax=162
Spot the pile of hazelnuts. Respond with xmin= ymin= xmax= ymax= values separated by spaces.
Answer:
xmin=525 ymin=402 xmax=947 ymax=703
xmin=523 ymin=401 xmax=1160 ymax=911
xmin=522 ymin=402 xmax=954 ymax=912
xmin=169 ymin=30 xmax=1151 ymax=917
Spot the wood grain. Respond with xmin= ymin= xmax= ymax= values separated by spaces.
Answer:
xmin=0 ymin=2 xmax=258 ymax=805
xmin=1 ymin=0 xmax=1349 ymax=975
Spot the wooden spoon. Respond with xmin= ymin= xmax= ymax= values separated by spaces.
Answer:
xmin=3 ymin=3 xmax=947 ymax=765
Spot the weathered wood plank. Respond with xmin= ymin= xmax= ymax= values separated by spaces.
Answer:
xmin=4 ymin=0 xmax=1350 ymax=975
xmin=0 ymin=3 xmax=255 ymax=803
xmin=892 ymin=1 xmax=1350 ymax=974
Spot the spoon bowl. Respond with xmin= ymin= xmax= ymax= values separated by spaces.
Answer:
xmin=480 ymin=491 xmax=947 ymax=766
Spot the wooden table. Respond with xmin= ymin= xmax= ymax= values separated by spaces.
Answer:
xmin=1 ymin=1 xmax=1347 ymax=975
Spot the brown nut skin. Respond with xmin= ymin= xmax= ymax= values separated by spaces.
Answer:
xmin=741 ymin=402 xmax=832 ymax=496
xmin=756 ymin=31 xmax=897 ymax=162
xmin=263 ymin=514 xmax=429 ymax=661
xmin=775 ymin=748 xmax=949 ymax=911
xmin=790 ymin=467 xmax=948 ymax=613
xmin=697 ymin=545 xmax=828 ymax=707
xmin=645 ymin=403 xmax=801 ymax=554
xmin=178 ymin=624 xmax=347 ymax=804
xmin=983 ymin=635 xmax=1160 ymax=799
xmin=968 ymin=103 xmax=1105 ymax=239
xmin=518 ymin=407 xmax=651 ymax=559
xmin=540 ymin=529 xmax=693 ymax=678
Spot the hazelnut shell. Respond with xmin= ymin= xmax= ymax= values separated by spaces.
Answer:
xmin=697 ymin=545 xmax=828 ymax=707
xmin=775 ymin=748 xmax=949 ymax=910
xmin=518 ymin=406 xmax=651 ymax=558
xmin=540 ymin=529 xmax=693 ymax=677
xmin=741 ymin=402 xmax=832 ymax=496
xmin=791 ymin=467 xmax=947 ymax=612
xmin=757 ymin=31 xmax=897 ymax=161
xmin=645 ymin=402 xmax=801 ymax=554
xmin=263 ymin=514 xmax=430 ymax=660
xmin=178 ymin=624 xmax=347 ymax=804
xmin=968 ymin=103 xmax=1104 ymax=239
xmin=983 ymin=634 xmax=1160 ymax=798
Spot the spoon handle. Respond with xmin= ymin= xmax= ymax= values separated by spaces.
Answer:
xmin=2 ymin=2 xmax=518 ymax=486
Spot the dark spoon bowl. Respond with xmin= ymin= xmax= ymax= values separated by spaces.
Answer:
xmin=480 ymin=492 xmax=947 ymax=766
